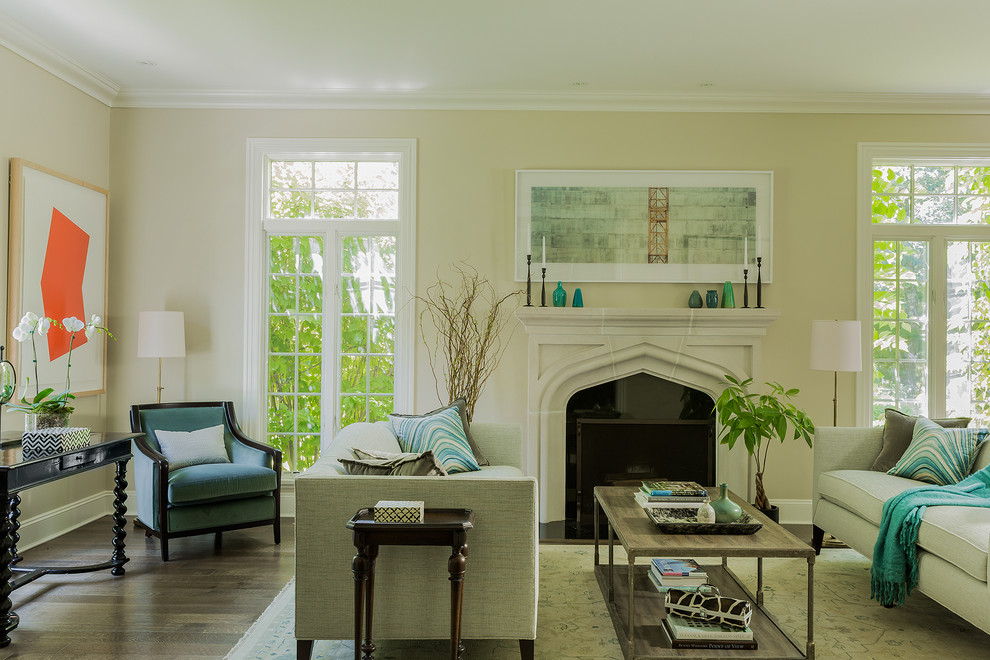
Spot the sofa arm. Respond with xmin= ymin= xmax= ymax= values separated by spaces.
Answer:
xmin=294 ymin=463 xmax=538 ymax=642
xmin=471 ymin=423 xmax=523 ymax=470
xmin=812 ymin=426 xmax=883 ymax=516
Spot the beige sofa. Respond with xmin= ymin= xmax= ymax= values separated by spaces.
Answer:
xmin=294 ymin=420 xmax=538 ymax=659
xmin=812 ymin=426 xmax=990 ymax=635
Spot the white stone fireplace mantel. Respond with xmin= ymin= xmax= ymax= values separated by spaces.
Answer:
xmin=516 ymin=306 xmax=781 ymax=523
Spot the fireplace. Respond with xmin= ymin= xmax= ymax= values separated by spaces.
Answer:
xmin=565 ymin=374 xmax=715 ymax=538
xmin=516 ymin=306 xmax=779 ymax=524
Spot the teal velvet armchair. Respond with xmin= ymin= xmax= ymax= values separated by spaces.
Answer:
xmin=129 ymin=401 xmax=282 ymax=561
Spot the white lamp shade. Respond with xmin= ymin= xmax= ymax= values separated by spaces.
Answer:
xmin=137 ymin=311 xmax=186 ymax=358
xmin=810 ymin=320 xmax=862 ymax=372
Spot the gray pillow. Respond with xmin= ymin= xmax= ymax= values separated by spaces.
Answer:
xmin=870 ymin=409 xmax=971 ymax=472
xmin=155 ymin=425 xmax=230 ymax=470
xmin=390 ymin=398 xmax=490 ymax=466
xmin=341 ymin=448 xmax=447 ymax=476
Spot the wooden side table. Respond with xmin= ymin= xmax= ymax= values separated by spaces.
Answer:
xmin=346 ymin=507 xmax=474 ymax=660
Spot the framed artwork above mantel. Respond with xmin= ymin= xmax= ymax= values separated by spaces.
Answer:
xmin=515 ymin=169 xmax=773 ymax=283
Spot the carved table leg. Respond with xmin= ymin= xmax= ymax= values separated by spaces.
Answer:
xmin=8 ymin=495 xmax=20 ymax=566
xmin=448 ymin=538 xmax=468 ymax=660
xmin=0 ymin=495 xmax=17 ymax=647
xmin=111 ymin=459 xmax=129 ymax=576
xmin=352 ymin=545 xmax=377 ymax=660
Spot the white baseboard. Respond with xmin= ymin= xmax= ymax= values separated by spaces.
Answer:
xmin=774 ymin=498 xmax=812 ymax=526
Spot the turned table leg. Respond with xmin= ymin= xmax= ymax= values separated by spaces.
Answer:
xmin=448 ymin=536 xmax=469 ymax=660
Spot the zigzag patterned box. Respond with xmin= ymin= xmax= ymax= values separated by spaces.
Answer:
xmin=373 ymin=500 xmax=424 ymax=523
xmin=21 ymin=427 xmax=91 ymax=460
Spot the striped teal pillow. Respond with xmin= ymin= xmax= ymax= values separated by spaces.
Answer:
xmin=389 ymin=407 xmax=481 ymax=474
xmin=888 ymin=416 xmax=989 ymax=485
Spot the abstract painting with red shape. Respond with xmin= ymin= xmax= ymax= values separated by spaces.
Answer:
xmin=41 ymin=208 xmax=89 ymax=360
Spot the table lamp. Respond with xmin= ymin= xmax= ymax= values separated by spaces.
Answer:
xmin=137 ymin=311 xmax=186 ymax=404
xmin=810 ymin=320 xmax=862 ymax=426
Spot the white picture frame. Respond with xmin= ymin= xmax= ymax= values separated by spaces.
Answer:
xmin=515 ymin=169 xmax=773 ymax=283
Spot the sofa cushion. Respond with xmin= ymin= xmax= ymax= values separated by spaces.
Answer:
xmin=156 ymin=425 xmax=230 ymax=469
xmin=168 ymin=463 xmax=277 ymax=505
xmin=392 ymin=399 xmax=490 ymax=467
xmin=871 ymin=409 xmax=970 ymax=472
xmin=341 ymin=449 xmax=447 ymax=476
xmin=887 ymin=417 xmax=988 ymax=485
xmin=820 ymin=469 xmax=990 ymax=583
xmin=446 ymin=464 xmax=524 ymax=479
xmin=390 ymin=406 xmax=481 ymax=474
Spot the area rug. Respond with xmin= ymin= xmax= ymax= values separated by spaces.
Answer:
xmin=226 ymin=545 xmax=989 ymax=660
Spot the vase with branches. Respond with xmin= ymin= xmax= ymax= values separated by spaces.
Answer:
xmin=416 ymin=263 xmax=521 ymax=420
xmin=713 ymin=375 xmax=815 ymax=511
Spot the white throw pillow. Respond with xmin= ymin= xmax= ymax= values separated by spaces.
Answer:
xmin=155 ymin=425 xmax=230 ymax=469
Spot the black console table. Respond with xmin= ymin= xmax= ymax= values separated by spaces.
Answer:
xmin=0 ymin=431 xmax=139 ymax=647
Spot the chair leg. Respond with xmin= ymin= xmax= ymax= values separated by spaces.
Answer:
xmin=296 ymin=639 xmax=314 ymax=660
xmin=812 ymin=525 xmax=825 ymax=555
xmin=519 ymin=639 xmax=534 ymax=660
xmin=215 ymin=532 xmax=222 ymax=550
xmin=161 ymin=537 xmax=169 ymax=562
xmin=274 ymin=518 xmax=281 ymax=545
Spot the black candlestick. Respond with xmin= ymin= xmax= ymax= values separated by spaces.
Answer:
xmin=525 ymin=255 xmax=533 ymax=306
xmin=742 ymin=269 xmax=749 ymax=308
xmin=756 ymin=257 xmax=764 ymax=308
xmin=540 ymin=267 xmax=547 ymax=307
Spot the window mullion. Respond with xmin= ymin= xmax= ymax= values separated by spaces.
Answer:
xmin=930 ymin=235 xmax=948 ymax=418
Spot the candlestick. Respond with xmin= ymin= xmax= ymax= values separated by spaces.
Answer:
xmin=743 ymin=269 xmax=749 ymax=308
xmin=541 ymin=267 xmax=547 ymax=307
xmin=525 ymin=254 xmax=533 ymax=306
xmin=756 ymin=257 xmax=764 ymax=308
xmin=541 ymin=236 xmax=546 ymax=268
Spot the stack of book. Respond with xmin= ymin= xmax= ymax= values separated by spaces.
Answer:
xmin=661 ymin=613 xmax=757 ymax=650
xmin=647 ymin=557 xmax=708 ymax=592
xmin=634 ymin=480 xmax=709 ymax=510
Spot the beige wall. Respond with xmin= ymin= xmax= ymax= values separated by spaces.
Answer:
xmin=0 ymin=46 xmax=111 ymax=545
xmin=106 ymin=107 xmax=990 ymax=509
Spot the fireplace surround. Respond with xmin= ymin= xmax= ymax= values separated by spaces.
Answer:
xmin=516 ymin=306 xmax=780 ymax=523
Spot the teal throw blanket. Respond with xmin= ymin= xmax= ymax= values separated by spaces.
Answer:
xmin=871 ymin=464 xmax=990 ymax=606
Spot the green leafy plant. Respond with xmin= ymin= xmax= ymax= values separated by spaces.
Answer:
xmin=713 ymin=375 xmax=815 ymax=511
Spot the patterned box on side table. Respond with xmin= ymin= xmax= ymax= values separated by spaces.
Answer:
xmin=373 ymin=500 xmax=425 ymax=523
xmin=21 ymin=427 xmax=91 ymax=460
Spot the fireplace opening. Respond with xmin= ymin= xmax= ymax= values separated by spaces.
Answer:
xmin=562 ymin=373 xmax=715 ymax=539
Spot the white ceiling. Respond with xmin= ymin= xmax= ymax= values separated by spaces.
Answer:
xmin=2 ymin=0 xmax=990 ymax=112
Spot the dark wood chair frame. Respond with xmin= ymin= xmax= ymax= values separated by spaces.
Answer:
xmin=129 ymin=401 xmax=282 ymax=562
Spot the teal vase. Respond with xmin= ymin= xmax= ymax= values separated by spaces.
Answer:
xmin=705 ymin=289 xmax=718 ymax=308
xmin=688 ymin=290 xmax=703 ymax=308
xmin=721 ymin=281 xmax=735 ymax=308
xmin=710 ymin=483 xmax=742 ymax=523
xmin=572 ymin=288 xmax=583 ymax=307
xmin=553 ymin=282 xmax=566 ymax=307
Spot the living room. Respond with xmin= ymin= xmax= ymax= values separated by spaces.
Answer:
xmin=1 ymin=2 xmax=990 ymax=658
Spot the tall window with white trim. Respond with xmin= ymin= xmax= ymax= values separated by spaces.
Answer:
xmin=862 ymin=146 xmax=990 ymax=428
xmin=246 ymin=140 xmax=415 ymax=472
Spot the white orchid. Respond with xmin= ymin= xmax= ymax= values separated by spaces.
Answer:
xmin=7 ymin=311 xmax=115 ymax=415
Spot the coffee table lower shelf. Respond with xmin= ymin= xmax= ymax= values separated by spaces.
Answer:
xmin=594 ymin=564 xmax=806 ymax=660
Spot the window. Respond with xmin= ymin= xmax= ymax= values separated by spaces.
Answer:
xmin=245 ymin=139 xmax=415 ymax=472
xmin=860 ymin=145 xmax=990 ymax=428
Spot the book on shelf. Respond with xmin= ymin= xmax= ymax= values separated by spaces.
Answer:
xmin=649 ymin=566 xmax=708 ymax=588
xmin=663 ymin=613 xmax=754 ymax=641
xmin=633 ymin=492 xmax=706 ymax=509
xmin=641 ymin=480 xmax=708 ymax=497
xmin=647 ymin=571 xmax=708 ymax=593
xmin=651 ymin=557 xmax=705 ymax=577
xmin=638 ymin=490 xmax=709 ymax=503
xmin=661 ymin=619 xmax=758 ymax=650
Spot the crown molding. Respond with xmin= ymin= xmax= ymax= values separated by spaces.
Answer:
xmin=0 ymin=15 xmax=119 ymax=107
xmin=111 ymin=87 xmax=990 ymax=114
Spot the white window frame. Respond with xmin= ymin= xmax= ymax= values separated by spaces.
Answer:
xmin=856 ymin=143 xmax=990 ymax=425
xmin=243 ymin=138 xmax=416 ymax=449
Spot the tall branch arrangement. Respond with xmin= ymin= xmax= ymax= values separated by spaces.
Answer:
xmin=416 ymin=263 xmax=521 ymax=420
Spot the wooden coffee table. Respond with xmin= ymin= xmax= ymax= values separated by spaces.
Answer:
xmin=594 ymin=486 xmax=814 ymax=660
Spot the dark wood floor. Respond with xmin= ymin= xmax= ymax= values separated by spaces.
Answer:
xmin=1 ymin=516 xmax=295 ymax=659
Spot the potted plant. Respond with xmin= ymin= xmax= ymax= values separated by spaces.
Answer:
xmin=7 ymin=312 xmax=114 ymax=430
xmin=713 ymin=375 xmax=815 ymax=520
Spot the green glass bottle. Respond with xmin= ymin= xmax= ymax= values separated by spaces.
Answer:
xmin=553 ymin=282 xmax=567 ymax=307
xmin=721 ymin=281 xmax=736 ymax=308
xmin=710 ymin=483 xmax=742 ymax=523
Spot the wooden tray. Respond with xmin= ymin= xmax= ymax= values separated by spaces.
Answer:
xmin=646 ymin=507 xmax=763 ymax=534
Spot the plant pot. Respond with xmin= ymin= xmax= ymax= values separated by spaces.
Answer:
xmin=24 ymin=411 xmax=71 ymax=432
xmin=759 ymin=505 xmax=780 ymax=524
